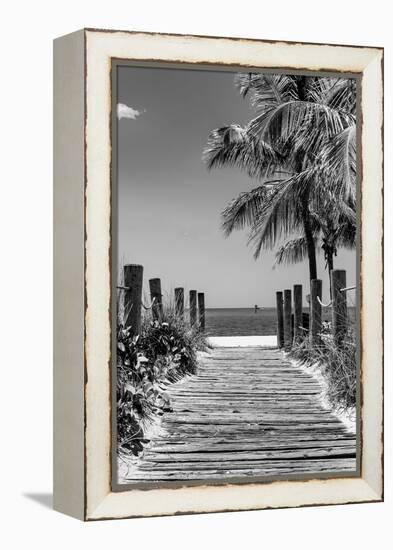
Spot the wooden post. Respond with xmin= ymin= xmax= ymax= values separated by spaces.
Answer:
xmin=331 ymin=269 xmax=347 ymax=345
xmin=276 ymin=291 xmax=284 ymax=348
xmin=123 ymin=264 xmax=143 ymax=335
xmin=174 ymin=287 xmax=184 ymax=319
xmin=189 ymin=290 xmax=197 ymax=326
xmin=198 ymin=292 xmax=205 ymax=331
xmin=149 ymin=278 xmax=163 ymax=321
xmin=293 ymin=284 xmax=303 ymax=343
xmin=310 ymin=279 xmax=322 ymax=347
xmin=283 ymin=289 xmax=292 ymax=350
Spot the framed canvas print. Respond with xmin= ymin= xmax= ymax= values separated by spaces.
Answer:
xmin=53 ymin=29 xmax=383 ymax=521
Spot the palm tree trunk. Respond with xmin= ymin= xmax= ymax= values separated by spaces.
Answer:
xmin=326 ymin=249 xmax=334 ymax=298
xmin=301 ymin=195 xmax=317 ymax=282
xmin=294 ymin=77 xmax=317 ymax=284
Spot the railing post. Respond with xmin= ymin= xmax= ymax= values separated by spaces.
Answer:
xmin=276 ymin=291 xmax=284 ymax=348
xmin=293 ymin=284 xmax=303 ymax=343
xmin=283 ymin=289 xmax=292 ymax=350
xmin=149 ymin=278 xmax=163 ymax=321
xmin=174 ymin=287 xmax=184 ymax=319
xmin=331 ymin=269 xmax=348 ymax=346
xmin=189 ymin=290 xmax=197 ymax=326
xmin=310 ymin=279 xmax=322 ymax=347
xmin=123 ymin=264 xmax=143 ymax=335
xmin=198 ymin=292 xmax=205 ymax=331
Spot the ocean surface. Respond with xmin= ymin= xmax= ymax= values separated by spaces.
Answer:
xmin=205 ymin=307 xmax=356 ymax=337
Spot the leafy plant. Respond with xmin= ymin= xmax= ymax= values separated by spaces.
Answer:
xmin=116 ymin=304 xmax=208 ymax=458
xmin=290 ymin=328 xmax=356 ymax=410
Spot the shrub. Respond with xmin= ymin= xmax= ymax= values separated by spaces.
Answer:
xmin=117 ymin=305 xmax=209 ymax=458
xmin=290 ymin=329 xmax=357 ymax=410
xmin=139 ymin=308 xmax=208 ymax=378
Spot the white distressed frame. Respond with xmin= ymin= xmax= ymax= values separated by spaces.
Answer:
xmin=54 ymin=29 xmax=384 ymax=521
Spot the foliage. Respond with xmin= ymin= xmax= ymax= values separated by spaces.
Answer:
xmin=290 ymin=329 xmax=357 ymax=410
xmin=274 ymin=236 xmax=309 ymax=266
xmin=117 ymin=306 xmax=208 ymax=458
xmin=203 ymin=74 xmax=357 ymax=280
xmin=274 ymin=200 xmax=356 ymax=292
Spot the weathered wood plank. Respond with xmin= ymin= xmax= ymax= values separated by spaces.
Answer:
xmin=125 ymin=459 xmax=356 ymax=481
xmin=124 ymin=346 xmax=356 ymax=482
xmin=151 ymin=439 xmax=356 ymax=453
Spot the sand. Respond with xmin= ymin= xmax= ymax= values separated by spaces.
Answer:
xmin=208 ymin=335 xmax=277 ymax=347
xmin=290 ymin=357 xmax=356 ymax=434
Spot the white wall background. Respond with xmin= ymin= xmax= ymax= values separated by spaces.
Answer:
xmin=1 ymin=1 xmax=391 ymax=547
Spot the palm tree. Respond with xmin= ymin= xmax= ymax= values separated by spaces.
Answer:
xmin=274 ymin=196 xmax=356 ymax=294
xmin=203 ymin=74 xmax=356 ymax=284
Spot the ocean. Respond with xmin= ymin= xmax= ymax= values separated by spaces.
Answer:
xmin=204 ymin=307 xmax=357 ymax=337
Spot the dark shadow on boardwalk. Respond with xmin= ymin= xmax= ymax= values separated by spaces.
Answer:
xmin=124 ymin=346 xmax=356 ymax=482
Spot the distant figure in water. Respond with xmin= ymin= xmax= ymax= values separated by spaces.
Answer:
xmin=254 ymin=304 xmax=260 ymax=313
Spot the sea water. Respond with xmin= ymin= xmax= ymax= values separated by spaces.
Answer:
xmin=204 ymin=307 xmax=356 ymax=337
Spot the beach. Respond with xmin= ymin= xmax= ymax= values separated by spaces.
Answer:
xmin=208 ymin=335 xmax=277 ymax=347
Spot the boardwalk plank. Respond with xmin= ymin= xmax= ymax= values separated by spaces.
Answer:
xmin=124 ymin=346 xmax=356 ymax=482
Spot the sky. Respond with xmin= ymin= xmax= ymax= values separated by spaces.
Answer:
xmin=117 ymin=66 xmax=356 ymax=308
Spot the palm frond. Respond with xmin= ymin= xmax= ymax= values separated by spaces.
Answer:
xmin=234 ymin=73 xmax=298 ymax=108
xmin=320 ymin=125 xmax=357 ymax=201
xmin=202 ymin=124 xmax=282 ymax=179
xmin=307 ymin=77 xmax=356 ymax=114
xmin=274 ymin=237 xmax=310 ymax=266
xmin=248 ymin=174 xmax=308 ymax=257
xmin=308 ymin=191 xmax=356 ymax=253
xmin=337 ymin=222 xmax=356 ymax=249
xmin=221 ymin=184 xmax=278 ymax=237
xmin=248 ymin=100 xmax=354 ymax=152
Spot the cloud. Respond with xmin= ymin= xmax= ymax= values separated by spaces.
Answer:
xmin=117 ymin=103 xmax=144 ymax=120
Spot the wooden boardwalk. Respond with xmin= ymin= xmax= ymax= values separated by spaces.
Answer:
xmin=125 ymin=346 xmax=356 ymax=482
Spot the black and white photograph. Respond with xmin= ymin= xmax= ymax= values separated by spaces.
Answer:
xmin=1 ymin=0 xmax=388 ymax=536
xmin=114 ymin=64 xmax=358 ymax=485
